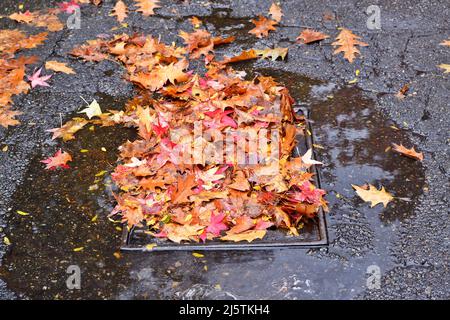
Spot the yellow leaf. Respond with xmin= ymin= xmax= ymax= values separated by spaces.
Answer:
xmin=16 ymin=210 xmax=30 ymax=216
xmin=78 ymin=99 xmax=102 ymax=119
xmin=438 ymin=64 xmax=450 ymax=73
xmin=145 ymin=243 xmax=157 ymax=251
xmin=3 ymin=236 xmax=11 ymax=245
xmin=220 ymin=230 xmax=266 ymax=242
xmin=73 ymin=247 xmax=84 ymax=252
xmin=352 ymin=184 xmax=394 ymax=208
xmin=192 ymin=252 xmax=204 ymax=258
xmin=95 ymin=170 xmax=108 ymax=177
xmin=80 ymin=149 xmax=89 ymax=153
xmin=91 ymin=215 xmax=98 ymax=222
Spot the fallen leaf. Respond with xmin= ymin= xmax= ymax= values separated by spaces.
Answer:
xmin=27 ymin=68 xmax=52 ymax=88
xmin=171 ymin=173 xmax=197 ymax=204
xmin=192 ymin=252 xmax=204 ymax=258
xmin=41 ymin=149 xmax=73 ymax=170
xmin=78 ymin=99 xmax=102 ymax=119
xmin=220 ymin=230 xmax=266 ymax=242
xmin=301 ymin=148 xmax=323 ymax=166
xmin=190 ymin=16 xmax=202 ymax=28
xmin=135 ymin=0 xmax=160 ymax=16
xmin=352 ymin=184 xmax=394 ymax=208
xmin=0 ymin=107 xmax=22 ymax=128
xmin=47 ymin=117 xmax=88 ymax=141
xmin=112 ymin=0 xmax=128 ymax=23
xmin=332 ymin=28 xmax=368 ymax=63
xmin=255 ymin=47 xmax=288 ymax=61
xmin=249 ymin=16 xmax=277 ymax=38
xmin=438 ymin=64 xmax=450 ymax=73
xmin=269 ymin=3 xmax=283 ymax=23
xmin=296 ymin=29 xmax=329 ymax=44
xmin=16 ymin=210 xmax=30 ymax=216
xmin=220 ymin=49 xmax=258 ymax=64
xmin=9 ymin=11 xmax=34 ymax=24
xmin=392 ymin=143 xmax=423 ymax=161
xmin=45 ymin=60 xmax=76 ymax=74
xmin=439 ymin=39 xmax=450 ymax=46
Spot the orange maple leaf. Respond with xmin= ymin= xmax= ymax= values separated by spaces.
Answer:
xmin=171 ymin=173 xmax=197 ymax=204
xmin=249 ymin=16 xmax=277 ymax=38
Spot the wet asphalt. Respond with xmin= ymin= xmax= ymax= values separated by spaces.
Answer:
xmin=0 ymin=0 xmax=449 ymax=299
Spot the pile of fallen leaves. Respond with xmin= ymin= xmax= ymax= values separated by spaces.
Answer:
xmin=66 ymin=30 xmax=328 ymax=243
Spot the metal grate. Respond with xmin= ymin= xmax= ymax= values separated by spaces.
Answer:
xmin=120 ymin=108 xmax=328 ymax=251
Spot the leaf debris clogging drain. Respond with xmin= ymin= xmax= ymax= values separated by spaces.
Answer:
xmin=120 ymin=108 xmax=328 ymax=251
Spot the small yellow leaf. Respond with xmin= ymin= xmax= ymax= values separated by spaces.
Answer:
xmin=101 ymin=147 xmax=107 ymax=152
xmin=73 ymin=247 xmax=84 ymax=252
xmin=3 ymin=236 xmax=11 ymax=245
xmin=145 ymin=243 xmax=157 ymax=251
xmin=95 ymin=170 xmax=108 ymax=177
xmin=17 ymin=210 xmax=30 ymax=216
xmin=352 ymin=184 xmax=394 ymax=208
xmin=192 ymin=252 xmax=204 ymax=258
xmin=348 ymin=78 xmax=358 ymax=84
xmin=2 ymin=145 xmax=8 ymax=152
xmin=80 ymin=149 xmax=89 ymax=153
xmin=91 ymin=215 xmax=98 ymax=222
xmin=113 ymin=252 xmax=121 ymax=259
xmin=438 ymin=64 xmax=450 ymax=73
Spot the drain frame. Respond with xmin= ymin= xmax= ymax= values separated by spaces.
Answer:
xmin=120 ymin=108 xmax=328 ymax=251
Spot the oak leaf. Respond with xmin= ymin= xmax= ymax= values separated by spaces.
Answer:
xmin=352 ymin=184 xmax=394 ymax=208
xmin=255 ymin=47 xmax=288 ymax=61
xmin=269 ymin=3 xmax=283 ymax=23
xmin=9 ymin=11 xmax=34 ymax=24
xmin=0 ymin=107 xmax=22 ymax=128
xmin=332 ymin=28 xmax=368 ymax=63
xmin=112 ymin=0 xmax=128 ymax=23
xmin=440 ymin=39 xmax=450 ymax=46
xmin=135 ymin=0 xmax=160 ymax=16
xmin=391 ymin=143 xmax=423 ymax=161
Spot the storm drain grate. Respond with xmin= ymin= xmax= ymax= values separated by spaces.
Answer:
xmin=120 ymin=108 xmax=328 ymax=251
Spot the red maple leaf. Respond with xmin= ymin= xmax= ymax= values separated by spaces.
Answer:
xmin=58 ymin=1 xmax=80 ymax=14
xmin=41 ymin=149 xmax=72 ymax=170
xmin=292 ymin=181 xmax=326 ymax=205
xmin=206 ymin=212 xmax=228 ymax=236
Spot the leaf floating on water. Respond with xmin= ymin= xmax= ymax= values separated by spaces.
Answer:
xmin=249 ymin=16 xmax=277 ymax=38
xmin=352 ymin=184 xmax=394 ymax=208
xmin=41 ymin=149 xmax=72 ymax=170
xmin=391 ymin=143 xmax=423 ymax=161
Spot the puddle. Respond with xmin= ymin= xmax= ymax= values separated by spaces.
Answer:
xmin=309 ymin=86 xmax=426 ymax=224
xmin=0 ymin=99 xmax=137 ymax=299
xmin=0 ymin=66 xmax=425 ymax=299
